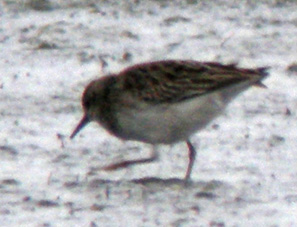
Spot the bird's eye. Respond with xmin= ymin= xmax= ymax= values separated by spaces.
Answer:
xmin=82 ymin=94 xmax=91 ymax=109
xmin=84 ymin=100 xmax=90 ymax=109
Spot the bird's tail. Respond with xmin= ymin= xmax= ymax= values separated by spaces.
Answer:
xmin=253 ymin=67 xmax=270 ymax=88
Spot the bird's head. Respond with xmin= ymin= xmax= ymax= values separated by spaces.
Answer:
xmin=70 ymin=75 xmax=116 ymax=139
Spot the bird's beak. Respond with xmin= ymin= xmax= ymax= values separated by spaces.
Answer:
xmin=70 ymin=114 xmax=90 ymax=139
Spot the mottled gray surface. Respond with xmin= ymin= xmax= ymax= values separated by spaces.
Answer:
xmin=1 ymin=0 xmax=297 ymax=226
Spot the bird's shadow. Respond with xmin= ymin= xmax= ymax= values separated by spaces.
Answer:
xmin=87 ymin=176 xmax=225 ymax=199
xmin=88 ymin=177 xmax=196 ymax=188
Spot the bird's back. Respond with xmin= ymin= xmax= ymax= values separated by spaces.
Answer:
xmin=119 ymin=60 xmax=269 ymax=104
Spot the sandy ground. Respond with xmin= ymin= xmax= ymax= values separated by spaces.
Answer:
xmin=1 ymin=0 xmax=297 ymax=226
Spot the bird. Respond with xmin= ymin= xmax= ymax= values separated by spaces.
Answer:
xmin=70 ymin=60 xmax=269 ymax=181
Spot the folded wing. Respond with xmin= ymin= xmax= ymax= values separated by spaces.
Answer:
xmin=120 ymin=60 xmax=269 ymax=103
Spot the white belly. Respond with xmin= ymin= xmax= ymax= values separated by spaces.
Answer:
xmin=116 ymin=91 xmax=228 ymax=144
xmin=115 ymin=81 xmax=254 ymax=144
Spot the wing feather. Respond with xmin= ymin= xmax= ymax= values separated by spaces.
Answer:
xmin=120 ymin=60 xmax=269 ymax=103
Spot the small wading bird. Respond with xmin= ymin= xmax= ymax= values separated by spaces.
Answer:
xmin=70 ymin=60 xmax=269 ymax=181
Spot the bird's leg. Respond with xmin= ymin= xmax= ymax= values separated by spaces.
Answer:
xmin=102 ymin=147 xmax=159 ymax=171
xmin=185 ymin=140 xmax=197 ymax=181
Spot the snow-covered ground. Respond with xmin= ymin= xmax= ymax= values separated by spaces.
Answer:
xmin=1 ymin=0 xmax=297 ymax=226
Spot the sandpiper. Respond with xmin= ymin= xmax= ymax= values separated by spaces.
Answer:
xmin=70 ymin=60 xmax=269 ymax=180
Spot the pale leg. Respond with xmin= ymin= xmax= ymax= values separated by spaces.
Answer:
xmin=185 ymin=140 xmax=197 ymax=180
xmin=102 ymin=147 xmax=159 ymax=171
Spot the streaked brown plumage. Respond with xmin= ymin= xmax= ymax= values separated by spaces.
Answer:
xmin=120 ymin=60 xmax=267 ymax=102
xmin=70 ymin=60 xmax=269 ymax=180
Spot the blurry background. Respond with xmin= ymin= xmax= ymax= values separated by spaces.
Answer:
xmin=1 ymin=0 xmax=297 ymax=226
